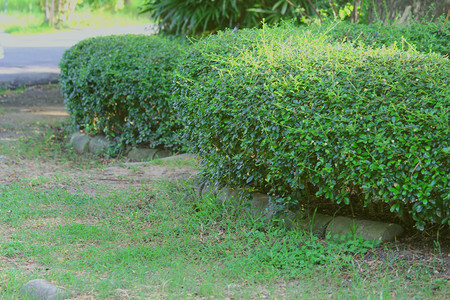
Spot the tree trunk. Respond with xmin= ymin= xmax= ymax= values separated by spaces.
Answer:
xmin=66 ymin=0 xmax=78 ymax=24
xmin=44 ymin=0 xmax=79 ymax=28
xmin=351 ymin=0 xmax=359 ymax=23
xmin=49 ymin=0 xmax=55 ymax=26
xmin=357 ymin=0 xmax=364 ymax=23
xmin=44 ymin=0 xmax=49 ymax=20
xmin=368 ymin=0 xmax=450 ymax=24
xmin=57 ymin=0 xmax=63 ymax=27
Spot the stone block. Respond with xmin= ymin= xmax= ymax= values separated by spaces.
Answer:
xmin=21 ymin=279 xmax=68 ymax=300
xmin=70 ymin=132 xmax=89 ymax=154
xmin=326 ymin=216 xmax=404 ymax=241
xmin=199 ymin=182 xmax=221 ymax=198
xmin=250 ymin=193 xmax=270 ymax=219
xmin=126 ymin=148 xmax=158 ymax=161
xmin=297 ymin=213 xmax=333 ymax=235
xmin=88 ymin=135 xmax=111 ymax=154
xmin=218 ymin=187 xmax=244 ymax=204
xmin=154 ymin=150 xmax=172 ymax=159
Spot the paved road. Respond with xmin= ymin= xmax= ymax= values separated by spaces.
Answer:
xmin=0 ymin=24 xmax=156 ymax=89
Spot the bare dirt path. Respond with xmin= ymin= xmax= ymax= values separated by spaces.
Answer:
xmin=0 ymin=85 xmax=67 ymax=137
xmin=0 ymin=85 xmax=71 ymax=183
xmin=0 ymin=85 xmax=199 ymax=187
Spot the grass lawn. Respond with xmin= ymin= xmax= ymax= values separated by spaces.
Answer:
xmin=1 ymin=176 xmax=446 ymax=299
xmin=0 ymin=86 xmax=448 ymax=298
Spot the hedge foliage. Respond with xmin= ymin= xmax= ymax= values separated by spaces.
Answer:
xmin=313 ymin=21 xmax=450 ymax=57
xmin=174 ymin=24 xmax=450 ymax=229
xmin=59 ymin=34 xmax=184 ymax=152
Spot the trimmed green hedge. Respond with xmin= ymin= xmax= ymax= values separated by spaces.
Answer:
xmin=59 ymin=34 xmax=185 ymax=152
xmin=313 ymin=21 xmax=450 ymax=57
xmin=174 ymin=24 xmax=450 ymax=229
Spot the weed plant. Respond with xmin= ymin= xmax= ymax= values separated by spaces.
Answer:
xmin=0 ymin=178 xmax=447 ymax=298
xmin=0 ymin=114 xmax=447 ymax=298
xmin=0 ymin=119 xmax=112 ymax=169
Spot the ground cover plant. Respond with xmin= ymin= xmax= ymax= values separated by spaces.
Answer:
xmin=59 ymin=34 xmax=185 ymax=154
xmin=174 ymin=23 xmax=450 ymax=230
xmin=0 ymin=76 xmax=448 ymax=299
xmin=0 ymin=124 xmax=448 ymax=298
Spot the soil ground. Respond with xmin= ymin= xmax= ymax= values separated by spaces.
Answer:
xmin=0 ymin=85 xmax=448 ymax=295
xmin=0 ymin=85 xmax=66 ymax=139
xmin=0 ymin=85 xmax=199 ymax=187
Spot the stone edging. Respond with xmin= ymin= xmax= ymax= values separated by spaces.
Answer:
xmin=70 ymin=132 xmax=404 ymax=242
xmin=70 ymin=132 xmax=172 ymax=160
xmin=195 ymin=183 xmax=404 ymax=242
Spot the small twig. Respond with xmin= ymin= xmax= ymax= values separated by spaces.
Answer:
xmin=97 ymin=178 xmax=129 ymax=182
xmin=329 ymin=0 xmax=338 ymax=18
xmin=410 ymin=158 xmax=422 ymax=180
xmin=442 ymin=10 xmax=450 ymax=31
xmin=286 ymin=0 xmax=297 ymax=8
xmin=306 ymin=0 xmax=323 ymax=23
xmin=357 ymin=0 xmax=364 ymax=23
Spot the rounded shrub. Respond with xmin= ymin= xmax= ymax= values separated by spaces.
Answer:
xmin=60 ymin=34 xmax=185 ymax=152
xmin=311 ymin=20 xmax=450 ymax=57
xmin=174 ymin=24 xmax=449 ymax=229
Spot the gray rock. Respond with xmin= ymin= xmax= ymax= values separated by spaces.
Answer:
xmin=21 ymin=279 xmax=68 ymax=300
xmin=195 ymin=181 xmax=403 ymax=241
xmin=69 ymin=132 xmax=90 ymax=154
xmin=297 ymin=213 xmax=333 ymax=235
xmin=126 ymin=148 xmax=158 ymax=161
xmin=196 ymin=181 xmax=218 ymax=198
xmin=326 ymin=216 xmax=404 ymax=241
xmin=258 ymin=198 xmax=306 ymax=229
xmin=218 ymin=187 xmax=244 ymax=204
xmin=212 ymin=187 xmax=305 ymax=227
xmin=88 ymin=135 xmax=111 ymax=154
xmin=154 ymin=150 xmax=172 ymax=159
xmin=250 ymin=193 xmax=276 ymax=223
xmin=159 ymin=153 xmax=194 ymax=161
xmin=250 ymin=193 xmax=270 ymax=216
xmin=193 ymin=177 xmax=208 ymax=197
xmin=0 ymin=155 xmax=8 ymax=162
